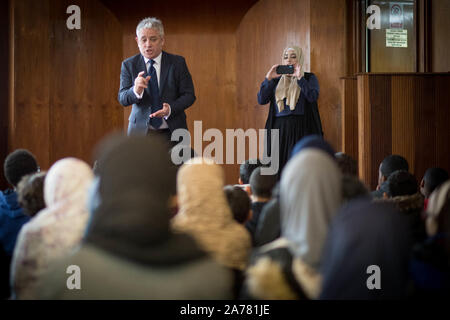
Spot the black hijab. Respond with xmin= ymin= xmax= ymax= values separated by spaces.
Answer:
xmin=319 ymin=198 xmax=412 ymax=299
xmin=85 ymin=134 xmax=205 ymax=266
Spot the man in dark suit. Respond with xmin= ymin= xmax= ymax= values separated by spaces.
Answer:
xmin=118 ymin=17 xmax=195 ymax=139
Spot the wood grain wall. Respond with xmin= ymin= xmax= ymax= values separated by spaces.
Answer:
xmin=432 ymin=0 xmax=450 ymax=72
xmin=0 ymin=1 xmax=10 ymax=189
xmin=236 ymin=0 xmax=347 ymax=169
xmin=7 ymin=0 xmax=123 ymax=175
xmin=357 ymin=73 xmax=450 ymax=190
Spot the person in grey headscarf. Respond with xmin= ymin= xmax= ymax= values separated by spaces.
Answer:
xmin=35 ymin=134 xmax=232 ymax=299
xmin=241 ymin=149 xmax=342 ymax=300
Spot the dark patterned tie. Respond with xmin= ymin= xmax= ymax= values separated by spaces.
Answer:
xmin=148 ymin=59 xmax=162 ymax=128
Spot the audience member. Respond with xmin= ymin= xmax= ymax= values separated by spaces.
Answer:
xmin=239 ymin=159 xmax=262 ymax=185
xmin=409 ymin=180 xmax=450 ymax=299
xmin=290 ymin=134 xmax=335 ymax=160
xmin=172 ymin=157 xmax=251 ymax=271
xmin=320 ymin=199 xmax=412 ymax=299
xmin=378 ymin=170 xmax=426 ymax=244
xmin=245 ymin=167 xmax=277 ymax=245
xmin=420 ymin=167 xmax=449 ymax=211
xmin=11 ymin=158 xmax=93 ymax=299
xmin=341 ymin=174 xmax=370 ymax=203
xmin=335 ymin=152 xmax=358 ymax=176
xmin=36 ymin=135 xmax=232 ymax=299
xmin=224 ymin=185 xmax=251 ymax=224
xmin=1 ymin=149 xmax=39 ymax=257
xmin=372 ymin=154 xmax=409 ymax=199
xmin=16 ymin=172 xmax=46 ymax=217
xmin=253 ymin=183 xmax=281 ymax=247
xmin=241 ymin=149 xmax=342 ymax=299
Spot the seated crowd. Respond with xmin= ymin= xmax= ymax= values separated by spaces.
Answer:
xmin=0 ymin=134 xmax=449 ymax=299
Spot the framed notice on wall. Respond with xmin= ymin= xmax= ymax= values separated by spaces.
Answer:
xmin=386 ymin=29 xmax=408 ymax=47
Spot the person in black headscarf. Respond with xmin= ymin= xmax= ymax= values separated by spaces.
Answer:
xmin=35 ymin=134 xmax=233 ymax=299
xmin=319 ymin=199 xmax=412 ymax=299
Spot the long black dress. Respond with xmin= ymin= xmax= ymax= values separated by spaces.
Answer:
xmin=258 ymin=72 xmax=323 ymax=178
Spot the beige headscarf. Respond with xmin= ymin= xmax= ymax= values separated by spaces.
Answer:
xmin=275 ymin=46 xmax=305 ymax=113
xmin=172 ymin=157 xmax=251 ymax=270
xmin=426 ymin=180 xmax=450 ymax=236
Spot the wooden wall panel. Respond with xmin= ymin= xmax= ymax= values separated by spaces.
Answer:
xmin=341 ymin=77 xmax=358 ymax=161
xmin=357 ymin=73 xmax=450 ymax=190
xmin=391 ymin=76 xmax=414 ymax=170
xmin=10 ymin=0 xmax=123 ymax=172
xmin=432 ymin=0 xmax=450 ymax=72
xmin=310 ymin=0 xmax=346 ymax=152
xmin=12 ymin=0 xmax=51 ymax=169
xmin=0 ymin=0 xmax=10 ymax=189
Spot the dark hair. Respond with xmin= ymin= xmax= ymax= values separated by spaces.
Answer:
xmin=423 ymin=167 xmax=449 ymax=195
xmin=3 ymin=149 xmax=39 ymax=187
xmin=16 ymin=171 xmax=46 ymax=217
xmin=239 ymin=159 xmax=262 ymax=184
xmin=385 ymin=170 xmax=417 ymax=197
xmin=342 ymin=174 xmax=369 ymax=202
xmin=380 ymin=155 xmax=409 ymax=179
xmin=249 ymin=167 xmax=277 ymax=199
xmin=224 ymin=185 xmax=251 ymax=224
xmin=335 ymin=152 xmax=358 ymax=176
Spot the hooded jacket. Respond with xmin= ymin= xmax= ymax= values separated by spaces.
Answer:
xmin=0 ymin=189 xmax=29 ymax=256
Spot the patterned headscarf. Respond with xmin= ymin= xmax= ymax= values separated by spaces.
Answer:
xmin=11 ymin=158 xmax=94 ymax=299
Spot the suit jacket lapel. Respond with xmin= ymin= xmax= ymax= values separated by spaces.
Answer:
xmin=159 ymin=51 xmax=169 ymax=94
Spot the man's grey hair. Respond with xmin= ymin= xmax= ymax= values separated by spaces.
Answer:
xmin=136 ymin=17 xmax=164 ymax=37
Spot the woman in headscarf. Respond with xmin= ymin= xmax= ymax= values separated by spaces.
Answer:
xmin=319 ymin=199 xmax=412 ymax=299
xmin=258 ymin=46 xmax=323 ymax=178
xmin=11 ymin=158 xmax=94 ymax=299
xmin=409 ymin=180 xmax=450 ymax=298
xmin=35 ymin=135 xmax=233 ymax=299
xmin=172 ymin=157 xmax=251 ymax=271
xmin=241 ymin=149 xmax=342 ymax=299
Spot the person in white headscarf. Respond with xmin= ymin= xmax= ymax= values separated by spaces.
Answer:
xmin=241 ymin=149 xmax=342 ymax=300
xmin=258 ymin=46 xmax=323 ymax=179
xmin=10 ymin=158 xmax=93 ymax=299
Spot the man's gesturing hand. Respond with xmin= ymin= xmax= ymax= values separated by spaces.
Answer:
xmin=150 ymin=103 xmax=171 ymax=118
xmin=134 ymin=71 xmax=150 ymax=96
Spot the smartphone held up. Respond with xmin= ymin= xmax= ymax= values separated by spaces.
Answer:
xmin=276 ymin=65 xmax=294 ymax=75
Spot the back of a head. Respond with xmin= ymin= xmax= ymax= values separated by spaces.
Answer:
xmin=342 ymin=174 xmax=369 ymax=202
xmin=335 ymin=152 xmax=358 ymax=176
xmin=3 ymin=149 xmax=39 ymax=187
xmin=424 ymin=167 xmax=449 ymax=196
xmin=290 ymin=135 xmax=335 ymax=160
xmin=320 ymin=198 xmax=411 ymax=299
xmin=385 ymin=170 xmax=418 ymax=197
xmin=224 ymin=185 xmax=251 ymax=224
xmin=249 ymin=167 xmax=277 ymax=199
xmin=380 ymin=155 xmax=409 ymax=179
xmin=239 ymin=159 xmax=262 ymax=184
xmin=16 ymin=171 xmax=46 ymax=217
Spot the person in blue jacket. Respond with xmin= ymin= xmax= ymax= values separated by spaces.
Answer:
xmin=0 ymin=149 xmax=39 ymax=256
xmin=258 ymin=46 xmax=323 ymax=178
